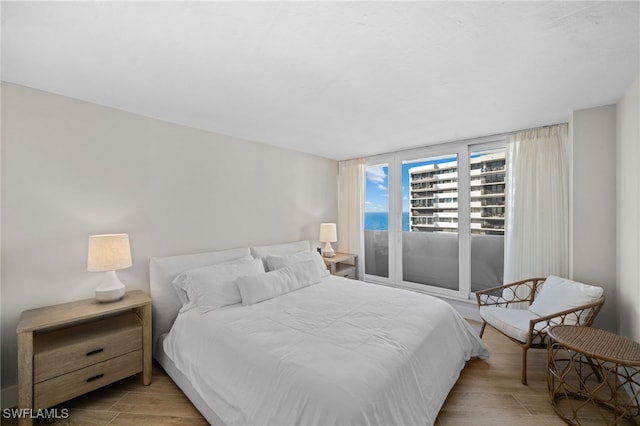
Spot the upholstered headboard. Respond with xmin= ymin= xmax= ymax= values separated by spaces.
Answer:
xmin=149 ymin=240 xmax=312 ymax=354
xmin=149 ymin=247 xmax=251 ymax=353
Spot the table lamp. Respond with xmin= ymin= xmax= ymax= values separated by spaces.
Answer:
xmin=319 ymin=223 xmax=337 ymax=258
xmin=87 ymin=233 xmax=132 ymax=302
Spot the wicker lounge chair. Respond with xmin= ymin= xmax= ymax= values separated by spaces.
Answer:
xmin=475 ymin=276 xmax=605 ymax=385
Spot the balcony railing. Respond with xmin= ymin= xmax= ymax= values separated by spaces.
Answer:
xmin=364 ymin=229 xmax=504 ymax=293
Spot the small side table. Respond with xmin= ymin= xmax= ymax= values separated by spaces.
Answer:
xmin=547 ymin=325 xmax=640 ymax=425
xmin=322 ymin=252 xmax=358 ymax=280
xmin=16 ymin=290 xmax=152 ymax=426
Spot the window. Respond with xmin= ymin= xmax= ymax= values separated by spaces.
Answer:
xmin=364 ymin=138 xmax=505 ymax=300
xmin=470 ymin=148 xmax=505 ymax=293
xmin=364 ymin=161 xmax=390 ymax=279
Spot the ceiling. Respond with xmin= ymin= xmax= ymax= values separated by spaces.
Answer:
xmin=2 ymin=1 xmax=638 ymax=161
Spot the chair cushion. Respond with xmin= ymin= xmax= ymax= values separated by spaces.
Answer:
xmin=479 ymin=306 xmax=544 ymax=342
xmin=528 ymin=275 xmax=603 ymax=324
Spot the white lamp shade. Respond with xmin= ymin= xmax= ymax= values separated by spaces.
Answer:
xmin=319 ymin=223 xmax=337 ymax=243
xmin=87 ymin=234 xmax=132 ymax=272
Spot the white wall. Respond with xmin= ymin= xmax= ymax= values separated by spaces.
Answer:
xmin=0 ymin=82 xmax=338 ymax=400
xmin=569 ymin=104 xmax=617 ymax=331
xmin=616 ymin=75 xmax=640 ymax=342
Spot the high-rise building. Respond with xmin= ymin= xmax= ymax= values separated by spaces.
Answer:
xmin=408 ymin=151 xmax=506 ymax=235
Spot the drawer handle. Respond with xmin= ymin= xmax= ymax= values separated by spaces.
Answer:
xmin=86 ymin=374 xmax=104 ymax=383
xmin=86 ymin=348 xmax=104 ymax=356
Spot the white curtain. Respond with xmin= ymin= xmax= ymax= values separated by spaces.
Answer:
xmin=504 ymin=124 xmax=569 ymax=283
xmin=337 ymin=158 xmax=366 ymax=280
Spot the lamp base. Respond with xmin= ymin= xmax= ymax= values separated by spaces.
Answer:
xmin=322 ymin=242 xmax=335 ymax=258
xmin=95 ymin=270 xmax=126 ymax=302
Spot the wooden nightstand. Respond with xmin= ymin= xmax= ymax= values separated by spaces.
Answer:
xmin=16 ymin=290 xmax=152 ymax=426
xmin=322 ymin=252 xmax=358 ymax=280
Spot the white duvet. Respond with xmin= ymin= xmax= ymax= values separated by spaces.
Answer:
xmin=164 ymin=276 xmax=489 ymax=426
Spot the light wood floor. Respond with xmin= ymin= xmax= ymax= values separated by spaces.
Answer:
xmin=8 ymin=323 xmax=639 ymax=425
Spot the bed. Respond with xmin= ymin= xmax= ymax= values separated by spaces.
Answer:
xmin=150 ymin=241 xmax=489 ymax=426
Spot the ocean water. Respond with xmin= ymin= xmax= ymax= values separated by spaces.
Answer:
xmin=364 ymin=212 xmax=410 ymax=231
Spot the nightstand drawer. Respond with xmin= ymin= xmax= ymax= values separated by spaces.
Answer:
xmin=34 ymin=349 xmax=142 ymax=409
xmin=34 ymin=313 xmax=142 ymax=383
xmin=336 ymin=268 xmax=356 ymax=279
xmin=334 ymin=264 xmax=356 ymax=279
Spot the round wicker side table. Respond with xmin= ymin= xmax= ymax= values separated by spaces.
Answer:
xmin=547 ymin=325 xmax=640 ymax=425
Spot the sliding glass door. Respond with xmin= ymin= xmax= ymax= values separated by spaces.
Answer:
xmin=365 ymin=139 xmax=505 ymax=300
xmin=402 ymin=154 xmax=460 ymax=292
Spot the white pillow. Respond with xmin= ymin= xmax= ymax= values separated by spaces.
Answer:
xmin=250 ymin=240 xmax=311 ymax=269
xmin=528 ymin=275 xmax=603 ymax=323
xmin=171 ymin=255 xmax=253 ymax=305
xmin=266 ymin=251 xmax=330 ymax=278
xmin=236 ymin=260 xmax=322 ymax=305
xmin=172 ymin=257 xmax=264 ymax=311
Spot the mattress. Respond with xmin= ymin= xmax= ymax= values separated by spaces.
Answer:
xmin=162 ymin=275 xmax=488 ymax=426
xmin=155 ymin=334 xmax=225 ymax=425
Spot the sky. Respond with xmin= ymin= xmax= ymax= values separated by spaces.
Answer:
xmin=365 ymin=164 xmax=389 ymax=213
